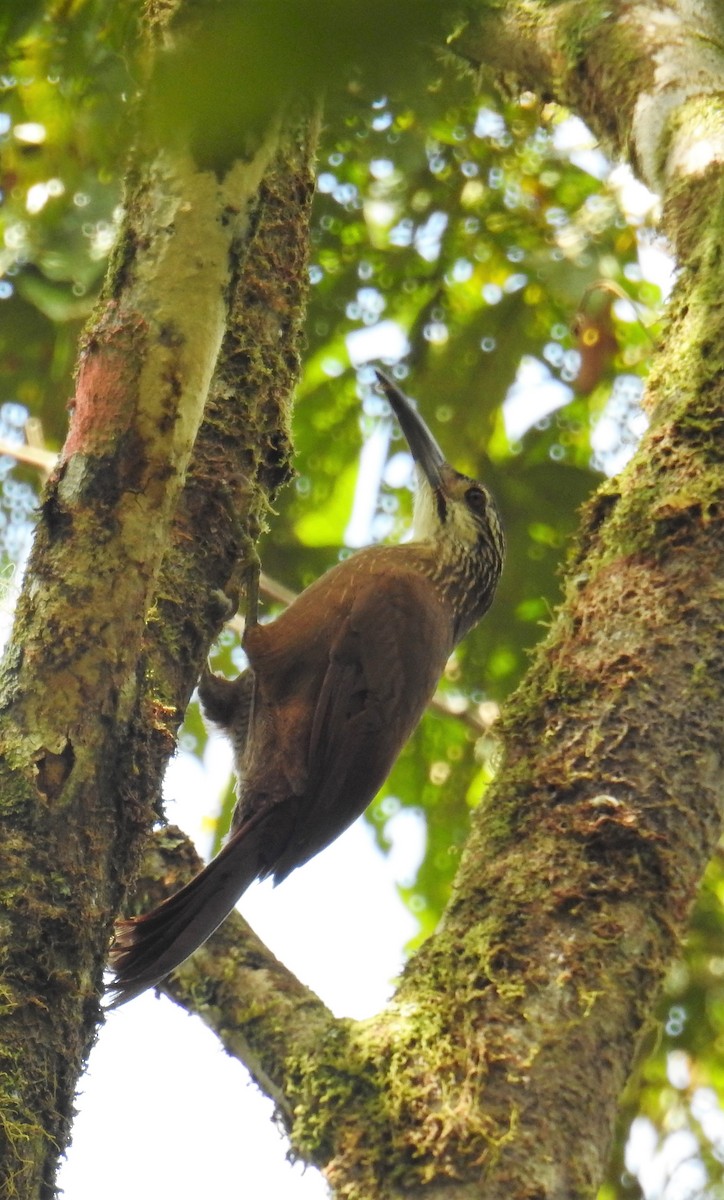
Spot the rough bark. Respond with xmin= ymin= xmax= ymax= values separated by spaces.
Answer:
xmin=0 ymin=6 xmax=318 ymax=1197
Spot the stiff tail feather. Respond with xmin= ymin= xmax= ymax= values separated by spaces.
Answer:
xmin=107 ymin=814 xmax=266 ymax=1007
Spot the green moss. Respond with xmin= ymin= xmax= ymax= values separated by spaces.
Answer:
xmin=282 ymin=990 xmax=526 ymax=1198
xmin=0 ymin=1062 xmax=52 ymax=1199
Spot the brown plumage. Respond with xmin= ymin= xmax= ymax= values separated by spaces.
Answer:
xmin=108 ymin=370 xmax=504 ymax=1005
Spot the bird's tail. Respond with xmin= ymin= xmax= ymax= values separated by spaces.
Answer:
xmin=107 ymin=814 xmax=266 ymax=1007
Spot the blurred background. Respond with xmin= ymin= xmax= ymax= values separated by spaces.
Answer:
xmin=1 ymin=5 xmax=722 ymax=1198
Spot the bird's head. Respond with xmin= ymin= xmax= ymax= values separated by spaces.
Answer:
xmin=374 ymin=369 xmax=505 ymax=572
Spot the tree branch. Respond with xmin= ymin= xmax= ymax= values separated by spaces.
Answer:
xmin=117 ymin=825 xmax=338 ymax=1124
xmin=250 ymin=225 xmax=723 ymax=1200
xmin=0 ymin=23 xmax=299 ymax=1200
xmin=456 ymin=0 xmax=724 ymax=247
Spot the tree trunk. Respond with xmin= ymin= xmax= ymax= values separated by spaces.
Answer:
xmin=0 ymin=4 xmax=318 ymax=1194
xmin=0 ymin=1 xmax=722 ymax=1198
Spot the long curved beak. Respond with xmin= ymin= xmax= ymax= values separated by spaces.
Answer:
xmin=374 ymin=369 xmax=446 ymax=490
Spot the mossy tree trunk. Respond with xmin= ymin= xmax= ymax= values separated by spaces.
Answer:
xmin=0 ymin=2 xmax=722 ymax=1198
xmin=0 ymin=2 xmax=318 ymax=1195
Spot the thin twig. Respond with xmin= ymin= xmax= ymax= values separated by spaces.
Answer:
xmin=0 ymin=437 xmax=56 ymax=472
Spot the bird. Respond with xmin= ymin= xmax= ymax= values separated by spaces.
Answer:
xmin=108 ymin=369 xmax=504 ymax=1005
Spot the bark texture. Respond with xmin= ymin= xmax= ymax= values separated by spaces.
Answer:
xmin=0 ymin=7 xmax=318 ymax=1197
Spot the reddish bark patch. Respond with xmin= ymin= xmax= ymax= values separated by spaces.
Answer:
xmin=64 ymin=306 xmax=146 ymax=461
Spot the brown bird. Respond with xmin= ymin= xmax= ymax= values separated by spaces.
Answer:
xmin=108 ymin=370 xmax=504 ymax=1004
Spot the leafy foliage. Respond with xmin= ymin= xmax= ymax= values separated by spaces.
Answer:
xmin=0 ymin=0 xmax=136 ymax=449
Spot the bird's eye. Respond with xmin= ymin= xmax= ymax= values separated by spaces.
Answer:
xmin=465 ymin=486 xmax=487 ymax=515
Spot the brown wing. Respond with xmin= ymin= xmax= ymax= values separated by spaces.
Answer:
xmin=107 ymin=550 xmax=454 ymax=1003
xmin=269 ymin=566 xmax=453 ymax=881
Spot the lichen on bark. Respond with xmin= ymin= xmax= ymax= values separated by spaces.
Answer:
xmin=0 ymin=23 xmax=318 ymax=1200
